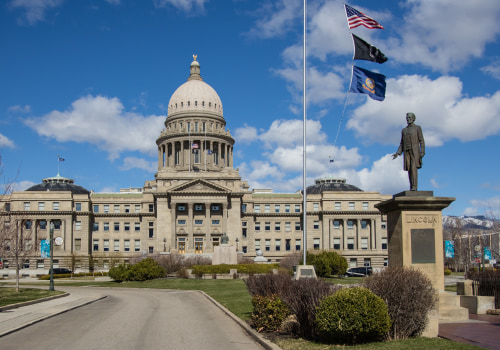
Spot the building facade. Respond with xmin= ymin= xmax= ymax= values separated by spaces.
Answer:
xmin=0 ymin=58 xmax=390 ymax=274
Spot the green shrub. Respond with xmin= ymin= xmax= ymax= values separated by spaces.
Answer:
xmin=444 ymin=268 xmax=452 ymax=275
xmin=315 ymin=287 xmax=391 ymax=344
xmin=306 ymin=251 xmax=347 ymax=277
xmin=191 ymin=263 xmax=279 ymax=276
xmin=363 ymin=266 xmax=436 ymax=340
xmin=109 ymin=258 xmax=165 ymax=282
xmin=251 ymin=294 xmax=291 ymax=332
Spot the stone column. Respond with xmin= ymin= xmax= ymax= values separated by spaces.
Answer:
xmin=188 ymin=203 xmax=194 ymax=250
xmin=158 ymin=146 xmax=162 ymax=170
xmin=342 ymin=218 xmax=347 ymax=250
xmin=205 ymin=202 xmax=211 ymax=248
xmin=222 ymin=202 xmax=227 ymax=236
xmin=370 ymin=218 xmax=376 ymax=249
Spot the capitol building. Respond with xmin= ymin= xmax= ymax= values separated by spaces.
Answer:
xmin=0 ymin=58 xmax=391 ymax=273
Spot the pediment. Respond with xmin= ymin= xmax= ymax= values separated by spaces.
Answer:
xmin=169 ymin=179 xmax=231 ymax=194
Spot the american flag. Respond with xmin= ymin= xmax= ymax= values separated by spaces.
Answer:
xmin=191 ymin=143 xmax=199 ymax=149
xmin=345 ymin=4 xmax=384 ymax=30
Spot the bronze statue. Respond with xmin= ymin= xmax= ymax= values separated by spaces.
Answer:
xmin=392 ymin=113 xmax=425 ymax=191
xmin=221 ymin=233 xmax=229 ymax=244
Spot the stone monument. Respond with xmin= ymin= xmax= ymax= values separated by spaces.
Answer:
xmin=212 ymin=233 xmax=237 ymax=265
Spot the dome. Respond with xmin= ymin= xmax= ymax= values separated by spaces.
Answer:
xmin=305 ymin=177 xmax=363 ymax=194
xmin=26 ymin=174 xmax=90 ymax=195
xmin=167 ymin=57 xmax=223 ymax=120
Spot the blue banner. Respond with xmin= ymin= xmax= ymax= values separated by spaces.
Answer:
xmin=445 ymin=240 xmax=454 ymax=258
xmin=484 ymin=247 xmax=492 ymax=260
xmin=41 ymin=239 xmax=50 ymax=258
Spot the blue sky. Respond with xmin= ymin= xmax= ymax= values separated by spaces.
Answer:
xmin=1 ymin=0 xmax=500 ymax=217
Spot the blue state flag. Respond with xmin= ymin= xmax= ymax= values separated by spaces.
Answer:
xmin=349 ymin=65 xmax=386 ymax=101
xmin=484 ymin=247 xmax=492 ymax=260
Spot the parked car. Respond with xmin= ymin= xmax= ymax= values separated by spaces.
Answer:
xmin=345 ymin=266 xmax=373 ymax=277
xmin=51 ymin=268 xmax=72 ymax=275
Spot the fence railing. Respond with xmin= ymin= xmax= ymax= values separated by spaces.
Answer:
xmin=471 ymin=277 xmax=500 ymax=309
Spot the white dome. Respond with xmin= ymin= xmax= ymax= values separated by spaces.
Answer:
xmin=167 ymin=59 xmax=223 ymax=120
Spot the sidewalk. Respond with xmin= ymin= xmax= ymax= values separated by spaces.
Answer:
xmin=0 ymin=284 xmax=106 ymax=337
xmin=439 ymin=314 xmax=500 ymax=350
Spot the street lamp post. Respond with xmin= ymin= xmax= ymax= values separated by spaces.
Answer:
xmin=49 ymin=222 xmax=54 ymax=291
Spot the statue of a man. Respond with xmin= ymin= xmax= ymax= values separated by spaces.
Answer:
xmin=393 ymin=112 xmax=425 ymax=191
xmin=221 ymin=233 xmax=229 ymax=244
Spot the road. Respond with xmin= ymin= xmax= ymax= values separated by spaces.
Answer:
xmin=0 ymin=287 xmax=264 ymax=350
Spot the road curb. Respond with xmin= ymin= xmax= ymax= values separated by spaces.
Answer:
xmin=199 ymin=290 xmax=282 ymax=350
xmin=0 ymin=292 xmax=69 ymax=312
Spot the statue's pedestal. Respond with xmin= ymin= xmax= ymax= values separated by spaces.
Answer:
xmin=375 ymin=191 xmax=457 ymax=337
xmin=212 ymin=244 xmax=237 ymax=265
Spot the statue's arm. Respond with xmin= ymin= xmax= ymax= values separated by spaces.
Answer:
xmin=393 ymin=130 xmax=404 ymax=159
xmin=418 ymin=126 xmax=425 ymax=156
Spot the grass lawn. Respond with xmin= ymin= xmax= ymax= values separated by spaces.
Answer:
xmin=0 ymin=288 xmax=65 ymax=307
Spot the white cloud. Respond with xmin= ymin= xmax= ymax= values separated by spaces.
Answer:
xmin=104 ymin=0 xmax=120 ymax=5
xmin=120 ymin=157 xmax=157 ymax=173
xmin=387 ymin=1 xmax=500 ymax=72
xmin=347 ymin=74 xmax=500 ymax=146
xmin=153 ymin=0 xmax=207 ymax=12
xmin=481 ymin=58 xmax=500 ymax=80
xmin=234 ymin=123 xmax=258 ymax=144
xmin=24 ymin=95 xmax=165 ymax=160
xmin=0 ymin=133 xmax=15 ymax=148
xmin=8 ymin=105 xmax=31 ymax=113
xmin=9 ymin=0 xmax=64 ymax=25
xmin=245 ymin=0 xmax=302 ymax=39
xmin=465 ymin=196 xmax=500 ymax=218
xmin=12 ymin=180 xmax=37 ymax=192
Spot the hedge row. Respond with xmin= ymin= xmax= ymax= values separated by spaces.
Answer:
xmin=191 ymin=263 xmax=280 ymax=275
xmin=39 ymin=272 xmax=108 ymax=280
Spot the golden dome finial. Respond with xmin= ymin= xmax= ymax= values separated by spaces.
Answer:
xmin=193 ymin=54 xmax=197 ymax=61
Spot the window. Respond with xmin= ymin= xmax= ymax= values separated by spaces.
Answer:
xmin=265 ymin=205 xmax=270 ymax=213
xmin=265 ymin=222 xmax=271 ymax=231
xmin=194 ymin=204 xmax=203 ymax=211
xmin=275 ymin=239 xmax=281 ymax=251
xmin=347 ymin=220 xmax=354 ymax=229
xmin=135 ymin=222 xmax=140 ymax=231
xmin=114 ymin=205 xmax=120 ymax=213
xmin=114 ymin=240 xmax=120 ymax=252
xmin=333 ymin=220 xmax=340 ymax=229
xmin=93 ymin=239 xmax=99 ymax=252
xmin=75 ymin=238 xmax=82 ymax=251
xmin=295 ymin=239 xmax=301 ymax=251
xmin=381 ymin=224 xmax=387 ymax=229
xmin=93 ymin=205 xmax=99 ymax=213
xmin=24 ymin=202 xmax=30 ymax=210
xmin=242 ymin=246 xmax=247 ymax=253
xmin=211 ymin=220 xmax=220 ymax=225
xmin=313 ymin=221 xmax=320 ymax=229
xmin=349 ymin=202 xmax=355 ymax=210
xmin=295 ymin=222 xmax=301 ymax=231
xmin=114 ymin=222 xmax=120 ymax=231
xmin=313 ymin=203 xmax=319 ymax=211
xmin=364 ymin=258 xmax=371 ymax=267
xmin=135 ymin=204 xmax=141 ymax=213
xmin=149 ymin=222 xmax=154 ymax=238
xmin=285 ymin=239 xmax=291 ymax=251
xmin=241 ymin=204 xmax=247 ymax=212
xmin=103 ymin=239 xmax=109 ymax=252
xmin=382 ymin=237 xmax=388 ymax=250
xmin=255 ymin=222 xmax=261 ymax=231
xmin=384 ymin=258 xmax=388 ymax=266
xmin=149 ymin=204 xmax=154 ymax=213
xmin=75 ymin=221 xmax=82 ymax=230
xmin=104 ymin=205 xmax=109 ymax=213
xmin=295 ymin=205 xmax=300 ymax=213
xmin=53 ymin=202 xmax=60 ymax=211
xmin=135 ymin=240 xmax=140 ymax=252
xmin=333 ymin=238 xmax=341 ymax=250
xmin=285 ymin=222 xmax=291 ymax=232
xmin=38 ymin=202 xmax=45 ymax=211
xmin=255 ymin=239 xmax=261 ymax=251
xmin=124 ymin=222 xmax=130 ymax=231
xmin=349 ymin=258 xmax=357 ymax=268
xmin=242 ymin=222 xmax=247 ymax=238
xmin=5 ymin=203 xmax=10 ymax=212
xmin=313 ymin=238 xmax=320 ymax=250
xmin=104 ymin=222 xmax=109 ymax=231
xmin=53 ymin=221 xmax=61 ymax=229
xmin=195 ymin=238 xmax=203 ymax=254
xmin=274 ymin=205 xmax=280 ymax=213
xmin=124 ymin=239 xmax=130 ymax=252
xmin=361 ymin=237 xmax=368 ymax=250
xmin=361 ymin=220 xmax=368 ymax=229
xmin=195 ymin=220 xmax=203 ymax=225
xmin=265 ymin=239 xmax=271 ymax=251
xmin=211 ymin=204 xmax=219 ymax=211
xmin=177 ymin=204 xmax=186 ymax=212
xmin=363 ymin=202 xmax=369 ymax=210
xmin=347 ymin=237 xmax=355 ymax=250
xmin=335 ymin=202 xmax=341 ymax=210
xmin=123 ymin=205 xmax=129 ymax=213
xmin=92 ymin=222 xmax=99 ymax=231
xmin=275 ymin=222 xmax=281 ymax=231
xmin=75 ymin=203 xmax=81 ymax=211
xmin=39 ymin=220 xmax=46 ymax=230
xmin=25 ymin=220 xmax=32 ymax=230
xmin=254 ymin=205 xmax=260 ymax=213
xmin=285 ymin=205 xmax=290 ymax=213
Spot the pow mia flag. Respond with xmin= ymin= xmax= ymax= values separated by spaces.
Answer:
xmin=352 ymin=34 xmax=388 ymax=64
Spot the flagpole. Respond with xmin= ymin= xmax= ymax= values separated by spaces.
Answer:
xmin=57 ymin=155 xmax=60 ymax=176
xmin=204 ymin=123 xmax=207 ymax=172
xmin=302 ymin=0 xmax=307 ymax=266
xmin=189 ymin=123 xmax=191 ymax=172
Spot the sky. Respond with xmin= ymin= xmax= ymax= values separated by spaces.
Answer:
xmin=1 ymin=0 xmax=500 ymax=218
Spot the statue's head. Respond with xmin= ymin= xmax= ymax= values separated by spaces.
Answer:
xmin=406 ymin=112 xmax=416 ymax=123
